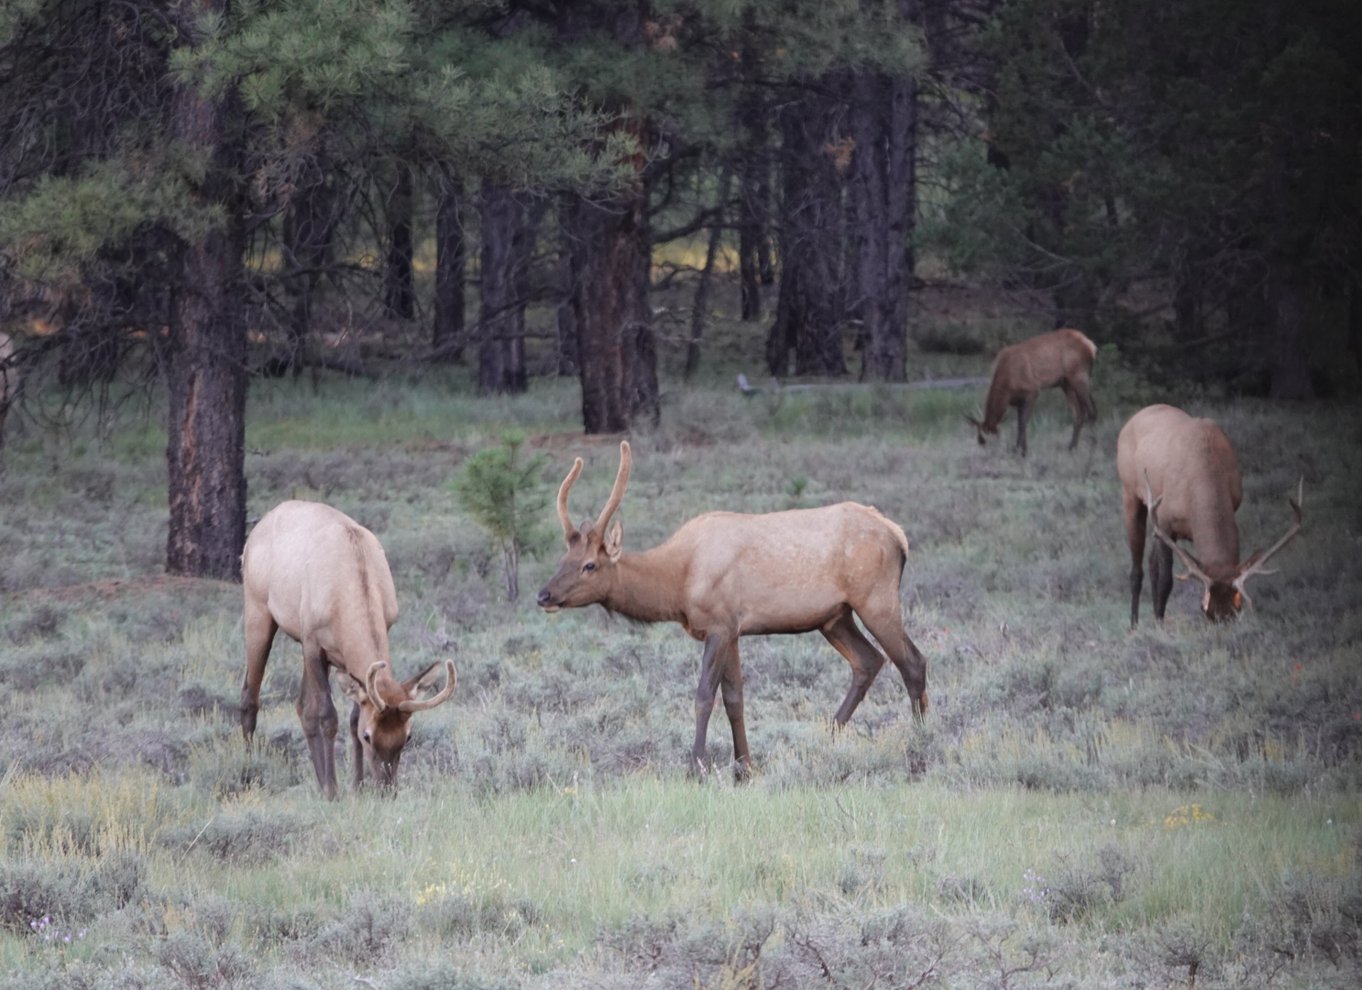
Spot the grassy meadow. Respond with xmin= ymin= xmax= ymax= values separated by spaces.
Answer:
xmin=1 ymin=301 xmax=1361 ymax=989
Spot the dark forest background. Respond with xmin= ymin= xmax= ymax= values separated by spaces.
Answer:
xmin=2 ymin=0 xmax=1359 ymax=579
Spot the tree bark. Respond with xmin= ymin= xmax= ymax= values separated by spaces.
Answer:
xmin=383 ymin=163 xmax=415 ymax=321
xmin=848 ymin=65 xmax=917 ymax=382
xmin=432 ymin=173 xmax=467 ymax=363
xmin=737 ymin=26 xmax=771 ymax=323
xmin=477 ymin=181 xmax=529 ymax=395
xmin=686 ymin=168 xmax=732 ymax=380
xmin=281 ymin=160 xmax=338 ymax=372
xmin=768 ymin=81 xmax=847 ymax=377
xmin=565 ymin=181 xmax=658 ymax=433
xmin=165 ymin=0 xmax=247 ymax=581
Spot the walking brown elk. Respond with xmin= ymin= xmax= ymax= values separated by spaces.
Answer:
xmin=1116 ymin=404 xmax=1302 ymax=627
xmin=535 ymin=441 xmax=928 ymax=780
xmin=241 ymin=500 xmax=456 ymax=798
xmin=967 ymin=328 xmax=1098 ymax=456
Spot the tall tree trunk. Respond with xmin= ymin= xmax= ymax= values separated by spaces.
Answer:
xmin=282 ymin=160 xmax=338 ymax=373
xmin=165 ymin=0 xmax=246 ymax=581
xmin=737 ymin=27 xmax=771 ymax=323
xmin=432 ymin=173 xmax=466 ymax=363
xmin=477 ymin=181 xmax=528 ymax=395
xmin=1267 ymin=257 xmax=1312 ymax=399
xmin=849 ymin=65 xmax=916 ymax=383
xmin=554 ymin=211 xmax=580 ymax=376
xmin=686 ymin=169 xmax=732 ymax=381
xmin=768 ymin=81 xmax=847 ymax=377
xmin=383 ymin=163 xmax=415 ymax=321
xmin=565 ymin=180 xmax=658 ymax=433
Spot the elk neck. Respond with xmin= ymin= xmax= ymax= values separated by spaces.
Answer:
xmin=598 ymin=543 xmax=690 ymax=626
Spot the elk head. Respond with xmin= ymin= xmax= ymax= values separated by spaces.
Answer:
xmin=536 ymin=440 xmax=632 ymax=611
xmin=339 ymin=659 xmax=456 ymax=789
xmin=964 ymin=413 xmax=991 ymax=445
xmin=1146 ymin=476 xmax=1303 ymax=623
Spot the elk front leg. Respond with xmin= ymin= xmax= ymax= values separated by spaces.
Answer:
xmin=1150 ymin=539 xmax=1175 ymax=622
xmin=1015 ymin=395 xmax=1037 ymax=457
xmin=240 ymin=602 xmax=278 ymax=745
xmin=348 ymin=701 xmax=364 ymax=792
xmin=1125 ymin=498 xmax=1147 ymax=628
xmin=691 ymin=633 xmax=730 ymax=777
xmin=719 ymin=646 xmax=751 ymax=782
xmin=297 ymin=643 xmax=340 ymax=800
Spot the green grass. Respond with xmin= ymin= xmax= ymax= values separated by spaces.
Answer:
xmin=1 ymin=339 xmax=1360 ymax=987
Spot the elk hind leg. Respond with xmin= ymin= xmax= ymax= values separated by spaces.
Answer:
xmin=241 ymin=600 xmax=278 ymax=745
xmin=821 ymin=607 xmax=888 ymax=725
xmin=853 ymin=595 xmax=929 ymax=717
xmin=1061 ymin=380 xmax=1094 ymax=449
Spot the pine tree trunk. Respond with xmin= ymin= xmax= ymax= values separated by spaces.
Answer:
xmin=554 ymin=215 xmax=580 ymax=376
xmin=1267 ymin=257 xmax=1312 ymax=399
xmin=849 ymin=68 xmax=916 ymax=382
xmin=383 ymin=163 xmax=415 ymax=321
xmin=737 ymin=29 xmax=770 ymax=323
xmin=768 ymin=81 xmax=847 ymax=377
xmin=432 ymin=174 xmax=467 ymax=363
xmin=685 ymin=169 xmax=732 ymax=381
xmin=165 ymin=0 xmax=247 ymax=581
xmin=477 ymin=181 xmax=529 ymax=395
xmin=282 ymin=162 xmax=337 ymax=373
xmin=565 ymin=181 xmax=658 ymax=433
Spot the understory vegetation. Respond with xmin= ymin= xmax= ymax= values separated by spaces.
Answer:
xmin=1 ymin=314 xmax=1360 ymax=988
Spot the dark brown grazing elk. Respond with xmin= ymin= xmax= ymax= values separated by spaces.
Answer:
xmin=241 ymin=500 xmax=456 ymax=798
xmin=536 ymin=441 xmax=928 ymax=780
xmin=1116 ymin=404 xmax=1302 ymax=627
xmin=967 ymin=328 xmax=1098 ymax=456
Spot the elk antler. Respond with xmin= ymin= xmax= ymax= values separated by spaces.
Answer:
xmin=1233 ymin=477 xmax=1304 ymax=591
xmin=397 ymin=659 xmax=457 ymax=713
xmin=594 ymin=440 xmax=632 ymax=534
xmin=556 ymin=457 xmax=584 ymax=542
xmin=366 ymin=661 xmax=391 ymax=714
xmin=1143 ymin=472 xmax=1213 ymax=586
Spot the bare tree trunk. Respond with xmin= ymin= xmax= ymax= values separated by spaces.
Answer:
xmin=685 ymin=169 xmax=732 ymax=381
xmin=566 ymin=180 xmax=658 ymax=433
xmin=383 ymin=163 xmax=415 ymax=321
xmin=849 ymin=64 xmax=916 ymax=383
xmin=165 ymin=0 xmax=246 ymax=581
xmin=737 ymin=27 xmax=771 ymax=323
xmin=768 ymin=80 xmax=847 ymax=377
xmin=432 ymin=172 xmax=467 ymax=363
xmin=554 ymin=213 xmax=580 ymax=376
xmin=281 ymin=161 xmax=338 ymax=373
xmin=477 ymin=181 xmax=529 ymax=395
xmin=1267 ymin=257 xmax=1312 ymax=399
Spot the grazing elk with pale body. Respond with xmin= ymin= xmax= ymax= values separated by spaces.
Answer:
xmin=240 ymin=500 xmax=456 ymax=799
xmin=967 ymin=328 xmax=1098 ymax=456
xmin=1117 ymin=404 xmax=1302 ymax=627
xmin=536 ymin=442 xmax=928 ymax=780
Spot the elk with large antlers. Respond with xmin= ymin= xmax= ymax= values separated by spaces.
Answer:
xmin=240 ymin=500 xmax=456 ymax=798
xmin=536 ymin=441 xmax=928 ymax=779
xmin=967 ymin=328 xmax=1098 ymax=456
xmin=1117 ymin=404 xmax=1302 ymax=627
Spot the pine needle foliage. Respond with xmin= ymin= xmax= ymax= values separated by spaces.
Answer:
xmin=452 ymin=431 xmax=551 ymax=601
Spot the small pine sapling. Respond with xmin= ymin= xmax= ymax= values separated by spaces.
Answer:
xmin=453 ymin=432 xmax=550 ymax=601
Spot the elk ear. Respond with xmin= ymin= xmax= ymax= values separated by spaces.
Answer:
xmin=403 ymin=661 xmax=443 ymax=696
xmin=337 ymin=675 xmax=367 ymax=704
xmin=605 ymin=520 xmax=624 ymax=562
